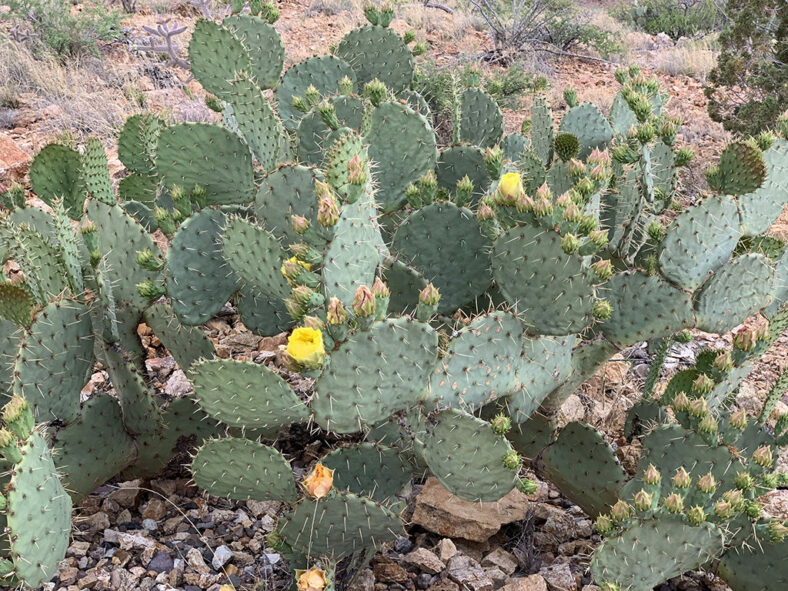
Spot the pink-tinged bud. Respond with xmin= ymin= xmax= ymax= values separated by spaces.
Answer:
xmin=562 ymin=203 xmax=582 ymax=223
xmin=610 ymin=500 xmax=631 ymax=522
xmin=291 ymin=215 xmax=310 ymax=235
xmin=533 ymin=198 xmax=554 ymax=217
xmin=419 ymin=283 xmax=441 ymax=306
xmin=477 ymin=204 xmax=495 ymax=221
xmin=590 ymin=163 xmax=608 ymax=182
xmin=591 ymin=259 xmax=614 ymax=280
xmin=302 ymin=315 xmax=324 ymax=331
xmin=347 ymin=153 xmax=367 ymax=185
xmin=754 ymin=319 xmax=770 ymax=341
xmin=514 ymin=193 xmax=534 ymax=213
xmin=769 ymin=521 xmax=788 ymax=543
xmin=352 ymin=285 xmax=376 ymax=317
xmin=752 ymin=446 xmax=774 ymax=468
xmin=326 ymin=297 xmax=347 ymax=325
xmin=688 ymin=397 xmax=708 ymax=418
xmin=692 ymin=373 xmax=714 ymax=395
xmin=568 ymin=158 xmax=586 ymax=176
xmin=588 ymin=147 xmax=609 ymax=166
xmin=672 ymin=467 xmax=691 ymax=489
xmin=317 ymin=195 xmax=340 ymax=227
xmin=633 ymin=489 xmax=653 ymax=511
xmin=713 ymin=350 xmax=734 ymax=371
xmin=664 ymin=493 xmax=684 ymax=513
xmin=535 ymin=183 xmax=552 ymax=201
xmin=714 ymin=500 xmax=733 ymax=519
xmin=561 ymin=233 xmax=580 ymax=254
xmin=556 ymin=192 xmax=572 ymax=207
xmin=697 ymin=472 xmax=717 ymax=494
xmin=576 ymin=176 xmax=594 ymax=196
xmin=733 ymin=327 xmax=758 ymax=351
xmin=292 ymin=285 xmax=315 ymax=306
xmin=687 ymin=506 xmax=706 ymax=525
xmin=729 ymin=409 xmax=748 ymax=429
xmin=723 ymin=489 xmax=745 ymax=510
xmin=371 ymin=277 xmax=390 ymax=298
xmin=698 ymin=414 xmax=718 ymax=435
xmin=589 ymin=229 xmax=609 ymax=248
xmin=643 ymin=464 xmax=661 ymax=485
xmin=672 ymin=391 xmax=691 ymax=413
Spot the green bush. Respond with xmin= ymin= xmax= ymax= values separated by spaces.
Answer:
xmin=705 ymin=0 xmax=788 ymax=135
xmin=1 ymin=0 xmax=123 ymax=58
xmin=611 ymin=0 xmax=722 ymax=40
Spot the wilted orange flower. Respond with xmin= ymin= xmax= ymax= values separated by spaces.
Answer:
xmin=296 ymin=567 xmax=327 ymax=591
xmin=302 ymin=463 xmax=334 ymax=499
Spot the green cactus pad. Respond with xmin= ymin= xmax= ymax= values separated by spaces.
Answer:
xmin=335 ymin=25 xmax=414 ymax=93
xmin=392 ymin=201 xmax=491 ymax=314
xmin=118 ymin=113 xmax=161 ymax=174
xmin=737 ymin=139 xmax=788 ymax=236
xmin=624 ymin=399 xmax=668 ymax=438
xmin=713 ymin=141 xmax=766 ymax=196
xmin=602 ymin=271 xmax=695 ymax=347
xmin=254 ymin=164 xmax=322 ymax=244
xmin=558 ymin=102 xmax=613 ymax=160
xmin=0 ymin=319 xmax=20 ymax=393
xmin=545 ymin=159 xmax=573 ymax=197
xmin=28 ymin=143 xmax=85 ymax=218
xmin=191 ymin=359 xmax=309 ymax=431
xmin=508 ymin=335 xmax=575 ymax=422
xmin=505 ymin=411 xmax=556 ymax=459
xmin=517 ymin=147 xmax=548 ymax=193
xmin=188 ymin=19 xmax=251 ymax=97
xmin=87 ymin=199 xmax=160 ymax=311
xmin=223 ymin=14 xmax=284 ymax=89
xmin=421 ymin=408 xmax=517 ymax=502
xmin=501 ymin=133 xmax=530 ymax=162
xmin=764 ymin=247 xmax=788 ymax=317
xmin=296 ymin=96 xmax=364 ymax=166
xmin=0 ymin=282 xmax=33 ymax=326
xmin=435 ymin=145 xmax=491 ymax=205
xmin=693 ymin=253 xmax=775 ymax=333
xmin=118 ymin=172 xmax=158 ymax=207
xmin=276 ymin=55 xmax=355 ymax=130
xmin=167 ymin=209 xmax=238 ymax=325
xmin=7 ymin=223 xmax=69 ymax=305
xmin=320 ymin=443 xmax=411 ymax=501
xmin=52 ymin=395 xmax=135 ymax=502
xmin=539 ymin=422 xmax=627 ymax=517
xmin=279 ymin=490 xmax=403 ymax=559
xmin=13 ymin=300 xmax=93 ymax=424
xmin=658 ymin=194 xmax=741 ymax=291
xmin=143 ymin=302 xmax=214 ymax=371
xmin=530 ymin=94 xmax=554 ymax=165
xmin=459 ymin=88 xmax=504 ymax=148
xmin=718 ymin=540 xmax=788 ymax=591
xmin=323 ymin=187 xmax=386 ymax=307
xmin=192 ymin=437 xmax=297 ymax=502
xmin=235 ymin=284 xmax=293 ymax=336
xmin=429 ymin=312 xmax=523 ymax=409
xmin=398 ymin=89 xmax=431 ymax=118
xmin=366 ymin=101 xmax=437 ymax=212
xmin=601 ymin=167 xmax=641 ymax=251
xmin=382 ymin=258 xmax=428 ymax=315
xmin=649 ymin=140 xmax=677 ymax=199
xmin=323 ymin=129 xmax=368 ymax=202
xmin=6 ymin=432 xmax=72 ymax=588
xmin=156 ymin=123 xmax=255 ymax=205
xmin=591 ymin=517 xmax=724 ymax=591
xmin=82 ymin=137 xmax=115 ymax=205
xmin=225 ymin=74 xmax=282 ymax=170
xmin=312 ymin=317 xmax=438 ymax=433
xmin=493 ymin=224 xmax=596 ymax=335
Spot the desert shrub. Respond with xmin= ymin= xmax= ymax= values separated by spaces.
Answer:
xmin=704 ymin=0 xmax=788 ymax=136
xmin=610 ymin=0 xmax=721 ymax=40
xmin=0 ymin=0 xmax=124 ymax=58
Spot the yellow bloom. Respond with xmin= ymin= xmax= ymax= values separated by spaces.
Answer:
xmin=498 ymin=172 xmax=523 ymax=199
xmin=286 ymin=327 xmax=325 ymax=369
xmin=281 ymin=256 xmax=312 ymax=279
xmin=296 ymin=567 xmax=327 ymax=591
xmin=302 ymin=462 xmax=334 ymax=499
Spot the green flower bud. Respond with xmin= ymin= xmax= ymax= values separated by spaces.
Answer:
xmin=403 ymin=30 xmax=416 ymax=44
xmin=589 ymin=229 xmax=609 ymax=248
xmin=577 ymin=214 xmax=598 ymax=235
xmin=723 ymin=489 xmax=746 ymax=511
xmin=454 ymin=175 xmax=474 ymax=207
xmin=563 ymin=88 xmax=578 ymax=107
xmin=697 ymin=472 xmax=717 ymax=494
xmin=698 ymin=414 xmax=718 ymax=436
xmin=338 ymin=75 xmax=354 ymax=95
xmin=614 ymin=68 xmax=628 ymax=85
xmin=633 ymin=489 xmax=653 ymax=511
xmin=317 ymin=101 xmax=339 ymax=130
xmin=687 ymin=505 xmax=706 ymax=525
xmin=562 ymin=203 xmax=582 ymax=223
xmin=291 ymin=215 xmax=310 ymax=235
xmin=419 ymin=283 xmax=441 ymax=307
xmin=714 ymin=500 xmax=733 ymax=519
xmin=672 ymin=467 xmax=691 ymax=489
xmin=533 ymin=197 xmax=553 ymax=217
xmin=291 ymin=96 xmax=309 ymax=113
xmin=591 ymin=259 xmax=614 ymax=281
xmin=713 ymin=350 xmax=734 ymax=371
xmin=595 ymin=514 xmax=614 ymax=535
xmin=352 ymin=285 xmax=376 ymax=318
xmin=769 ymin=521 xmax=788 ymax=543
xmin=490 ymin=413 xmax=512 ymax=435
xmin=688 ymin=397 xmax=708 ymax=419
xmin=136 ymin=280 xmax=166 ymax=301
xmin=675 ymin=147 xmax=694 ymax=167
xmin=363 ymin=79 xmax=388 ymax=107
xmin=136 ymin=249 xmax=163 ymax=271
xmin=304 ymin=85 xmax=321 ymax=107
xmin=575 ymin=176 xmax=594 ymax=196
xmin=593 ymin=300 xmax=613 ymax=320
xmin=674 ymin=330 xmax=692 ymax=344
xmin=521 ymin=119 xmax=532 ymax=135
xmin=568 ymin=158 xmax=586 ymax=177
xmin=729 ymin=408 xmax=748 ymax=430
xmin=561 ymin=233 xmax=580 ymax=254
xmin=317 ymin=194 xmax=340 ymax=228
xmin=734 ymin=471 xmax=755 ymax=491
xmin=692 ymin=373 xmax=715 ymax=395
xmin=610 ymin=500 xmax=631 ymax=522
xmin=411 ymin=42 xmax=428 ymax=57
xmin=643 ymin=464 xmax=662 ymax=485
xmin=744 ymin=500 xmax=762 ymax=519
xmin=502 ymin=450 xmax=522 ymax=471
xmin=672 ymin=391 xmax=691 ymax=413
xmin=647 ymin=221 xmax=665 ymax=242
xmin=516 ymin=477 xmax=538 ymax=495
xmin=664 ymin=493 xmax=684 ymax=513
xmin=752 ymin=446 xmax=774 ymax=468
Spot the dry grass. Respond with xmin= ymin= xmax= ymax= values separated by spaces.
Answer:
xmin=650 ymin=37 xmax=718 ymax=80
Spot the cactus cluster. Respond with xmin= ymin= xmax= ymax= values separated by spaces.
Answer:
xmin=1 ymin=7 xmax=787 ymax=590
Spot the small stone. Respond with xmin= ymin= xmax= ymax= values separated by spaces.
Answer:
xmin=501 ymin=575 xmax=548 ymax=591
xmin=481 ymin=547 xmax=518 ymax=575
xmin=142 ymin=499 xmax=167 ymax=521
xmin=246 ymin=500 xmax=281 ymax=518
xmin=148 ymin=552 xmax=174 ymax=574
xmin=539 ymin=564 xmax=576 ymax=591
xmin=394 ymin=536 xmax=414 ymax=553
xmin=403 ymin=548 xmax=445 ymax=574
xmin=59 ymin=567 xmax=78 ymax=586
xmin=446 ymin=555 xmax=493 ymax=591
xmin=211 ymin=545 xmax=234 ymax=570
xmin=77 ymin=573 xmax=98 ymax=589
xmin=186 ymin=548 xmax=211 ymax=575
xmin=164 ymin=369 xmax=192 ymax=396
xmin=373 ymin=559 xmax=409 ymax=583
xmin=68 ymin=541 xmax=91 ymax=557
xmin=347 ymin=569 xmax=375 ymax=591
xmin=429 ymin=580 xmax=460 ymax=591
xmin=83 ymin=512 xmax=110 ymax=533
xmin=103 ymin=529 xmax=154 ymax=551
xmin=484 ymin=567 xmax=508 ymax=589
xmin=436 ymin=538 xmax=458 ymax=563
xmin=417 ymin=572 xmax=434 ymax=589
xmin=142 ymin=519 xmax=158 ymax=531
xmin=558 ymin=394 xmax=585 ymax=423
xmin=108 ymin=481 xmax=143 ymax=508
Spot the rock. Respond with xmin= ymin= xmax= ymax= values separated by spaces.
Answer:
xmin=109 ymin=480 xmax=143 ymax=508
xmin=143 ymin=499 xmax=167 ymax=521
xmin=446 ymin=556 xmax=493 ymax=591
xmin=77 ymin=572 xmax=99 ymax=589
xmin=403 ymin=548 xmax=445 ymax=574
xmin=347 ymin=569 xmax=375 ymax=591
xmin=246 ymin=500 xmax=280 ymax=518
xmin=761 ymin=489 xmax=788 ymax=520
xmin=83 ymin=511 xmax=110 ymax=533
xmin=68 ymin=541 xmax=91 ymax=557
xmin=145 ymin=356 xmax=176 ymax=380
xmin=148 ymin=552 xmax=174 ymax=574
xmin=539 ymin=564 xmax=576 ymax=591
xmin=436 ymin=538 xmax=458 ymax=563
xmin=142 ymin=519 xmax=158 ymax=531
xmin=103 ymin=529 xmax=154 ymax=551
xmin=429 ymin=580 xmax=460 ymax=591
xmin=0 ymin=134 xmax=31 ymax=182
xmin=484 ymin=567 xmax=508 ymax=589
xmin=542 ymin=508 xmax=576 ymax=543
xmin=211 ymin=545 xmax=234 ymax=570
xmin=221 ymin=331 xmax=262 ymax=350
xmin=558 ymin=394 xmax=585 ymax=424
xmin=373 ymin=559 xmax=409 ymax=583
xmin=394 ymin=536 xmax=414 ymax=553
xmin=186 ymin=548 xmax=211 ymax=575
xmin=481 ymin=548 xmax=518 ymax=576
xmin=412 ymin=477 xmax=531 ymax=542
xmin=59 ymin=566 xmax=79 ymax=586
xmin=164 ymin=369 xmax=192 ymax=396
xmin=501 ymin=575 xmax=548 ymax=591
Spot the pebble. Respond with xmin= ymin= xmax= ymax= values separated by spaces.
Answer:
xmin=211 ymin=545 xmax=234 ymax=570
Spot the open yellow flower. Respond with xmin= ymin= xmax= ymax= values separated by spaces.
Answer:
xmin=296 ymin=567 xmax=327 ymax=591
xmin=286 ymin=327 xmax=325 ymax=369
xmin=281 ymin=256 xmax=312 ymax=279
xmin=498 ymin=172 xmax=523 ymax=199
xmin=302 ymin=462 xmax=334 ymax=499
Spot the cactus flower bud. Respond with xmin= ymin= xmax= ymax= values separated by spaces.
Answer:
xmin=561 ymin=233 xmax=580 ymax=254
xmin=591 ymin=259 xmax=614 ymax=281
xmin=516 ymin=477 xmax=538 ymax=495
xmin=136 ymin=249 xmax=163 ymax=271
xmin=477 ymin=203 xmax=495 ymax=221
xmin=610 ymin=500 xmax=631 ymax=522
xmin=687 ymin=506 xmax=706 ymax=525
xmin=555 ymin=192 xmax=572 ymax=208
xmin=338 ymin=75 xmax=354 ymax=95
xmin=291 ymin=215 xmax=311 ymax=235
xmin=633 ymin=489 xmax=653 ymax=511
xmin=533 ymin=197 xmax=554 ymax=217
xmin=304 ymin=84 xmax=320 ymax=107
xmin=733 ymin=327 xmax=758 ymax=351
xmin=752 ymin=446 xmax=774 ymax=468
xmin=769 ymin=521 xmax=788 ymax=543
xmin=723 ymin=489 xmax=745 ymax=511
xmin=672 ymin=467 xmax=691 ymax=489
xmin=562 ymin=203 xmax=582 ymax=223
xmin=292 ymin=285 xmax=316 ymax=307
xmin=1 ymin=395 xmax=33 ymax=441
xmin=317 ymin=195 xmax=340 ymax=228
xmin=673 ymin=330 xmax=692 ymax=343
xmin=713 ymin=350 xmax=733 ymax=371
xmin=698 ymin=414 xmax=718 ymax=436
xmin=521 ymin=118 xmax=532 ymax=134
xmin=593 ymin=300 xmax=613 ymax=320
xmin=371 ymin=277 xmax=390 ymax=298
xmin=292 ymin=96 xmax=309 ymax=113
xmin=326 ymin=297 xmax=348 ymax=325
xmin=363 ymin=79 xmax=387 ymax=106
xmin=136 ymin=280 xmax=166 ymax=300
xmin=287 ymin=327 xmax=325 ymax=369
xmin=643 ymin=464 xmax=662 ymax=485
xmin=714 ymin=500 xmax=733 ymax=519
xmin=317 ymin=101 xmax=340 ymax=130
xmin=728 ymin=408 xmax=748 ymax=430
xmin=734 ymin=471 xmax=754 ymax=491
xmin=589 ymin=163 xmax=608 ymax=182
xmin=594 ymin=514 xmax=614 ymax=535
xmin=636 ymin=122 xmax=656 ymax=144
xmin=302 ymin=463 xmax=333 ymax=499
xmin=575 ymin=177 xmax=594 ymax=196
xmin=615 ymin=68 xmax=628 ymax=84
xmin=455 ymin=175 xmax=474 ymax=207
xmin=285 ymin=298 xmax=304 ymax=320
xmin=697 ymin=472 xmax=717 ymax=494
xmin=352 ymin=285 xmax=376 ymax=318
xmin=302 ymin=316 xmax=325 ymax=332
xmin=744 ymin=500 xmax=762 ymax=519
xmin=672 ymin=391 xmax=691 ymax=413
xmin=490 ymin=413 xmax=512 ymax=435
xmin=502 ymin=450 xmax=522 ymax=471
xmin=647 ymin=221 xmax=666 ymax=242
xmin=568 ymin=158 xmax=586 ymax=177
xmin=600 ymin=584 xmax=621 ymax=591
xmin=577 ymin=214 xmax=598 ymax=235
xmin=692 ymin=373 xmax=715 ymax=395
xmin=688 ymin=397 xmax=708 ymax=419
xmin=588 ymin=229 xmax=609 ymax=248
xmin=419 ymin=283 xmax=441 ymax=307
xmin=563 ymin=88 xmax=578 ymax=107
xmin=664 ymin=493 xmax=684 ymax=513
xmin=675 ymin=147 xmax=694 ymax=167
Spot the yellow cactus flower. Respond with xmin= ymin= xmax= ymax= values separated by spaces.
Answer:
xmin=302 ymin=462 xmax=334 ymax=499
xmin=281 ymin=256 xmax=312 ymax=278
xmin=296 ymin=567 xmax=328 ymax=591
xmin=498 ymin=172 xmax=523 ymax=199
xmin=286 ymin=327 xmax=325 ymax=369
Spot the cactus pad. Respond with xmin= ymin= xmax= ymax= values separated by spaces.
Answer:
xmin=459 ymin=88 xmax=504 ymax=148
xmin=501 ymin=133 xmax=530 ymax=162
xmin=382 ymin=258 xmax=428 ymax=315
xmin=254 ymin=164 xmax=322 ymax=244
xmin=28 ymin=143 xmax=85 ymax=218
xmin=188 ymin=19 xmax=251 ymax=97
xmin=558 ymin=102 xmax=613 ymax=160
xmin=226 ymin=75 xmax=283 ymax=170
xmin=118 ymin=113 xmax=161 ymax=174
xmin=320 ymin=443 xmax=411 ymax=501
xmin=718 ymin=540 xmax=788 ymax=591
xmin=737 ymin=139 xmax=788 ymax=236
xmin=435 ymin=145 xmax=490 ymax=205
xmin=296 ymin=96 xmax=364 ymax=166
xmin=713 ymin=141 xmax=766 ymax=195
xmin=143 ymin=302 xmax=214 ymax=371
xmin=530 ymin=94 xmax=554 ymax=165
xmin=223 ymin=14 xmax=284 ymax=89
xmin=335 ymin=25 xmax=414 ymax=93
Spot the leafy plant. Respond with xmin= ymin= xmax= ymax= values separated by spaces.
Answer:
xmin=610 ymin=0 xmax=722 ymax=40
